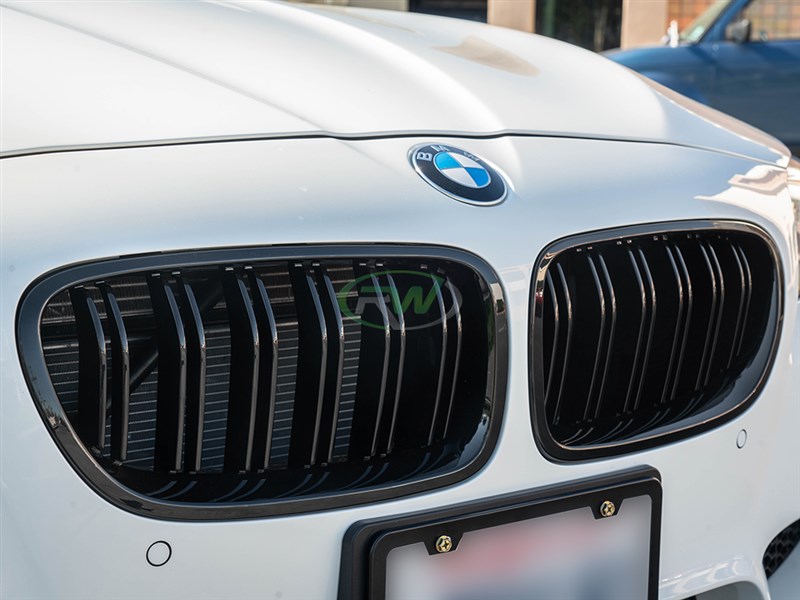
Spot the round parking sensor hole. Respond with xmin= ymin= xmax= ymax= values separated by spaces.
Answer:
xmin=146 ymin=541 xmax=172 ymax=567
xmin=736 ymin=429 xmax=747 ymax=449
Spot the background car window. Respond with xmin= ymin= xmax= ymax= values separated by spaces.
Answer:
xmin=680 ymin=0 xmax=732 ymax=43
xmin=743 ymin=0 xmax=800 ymax=41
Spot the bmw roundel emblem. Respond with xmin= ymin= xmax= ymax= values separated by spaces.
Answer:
xmin=410 ymin=144 xmax=507 ymax=205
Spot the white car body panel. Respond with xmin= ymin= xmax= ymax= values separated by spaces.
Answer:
xmin=1 ymin=2 xmax=798 ymax=599
xmin=0 ymin=0 xmax=788 ymax=165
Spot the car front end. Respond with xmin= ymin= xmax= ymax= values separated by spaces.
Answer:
xmin=1 ymin=2 xmax=798 ymax=599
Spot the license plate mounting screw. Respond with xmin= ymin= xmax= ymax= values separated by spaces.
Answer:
xmin=435 ymin=535 xmax=453 ymax=553
xmin=599 ymin=500 xmax=616 ymax=517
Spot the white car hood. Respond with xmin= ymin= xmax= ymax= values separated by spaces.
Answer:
xmin=0 ymin=0 xmax=789 ymax=165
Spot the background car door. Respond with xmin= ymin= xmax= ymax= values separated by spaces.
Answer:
xmin=710 ymin=0 xmax=800 ymax=149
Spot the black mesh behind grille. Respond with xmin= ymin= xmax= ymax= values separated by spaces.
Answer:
xmin=531 ymin=223 xmax=781 ymax=460
xmin=21 ymin=246 xmax=505 ymax=519
xmin=764 ymin=519 xmax=800 ymax=578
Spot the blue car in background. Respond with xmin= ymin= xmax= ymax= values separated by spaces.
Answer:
xmin=606 ymin=0 xmax=800 ymax=155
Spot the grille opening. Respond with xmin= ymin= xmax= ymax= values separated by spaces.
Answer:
xmin=532 ymin=224 xmax=780 ymax=460
xmin=28 ymin=249 xmax=504 ymax=517
xmin=764 ymin=519 xmax=800 ymax=578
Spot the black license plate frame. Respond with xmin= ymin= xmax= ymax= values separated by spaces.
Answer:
xmin=338 ymin=466 xmax=662 ymax=600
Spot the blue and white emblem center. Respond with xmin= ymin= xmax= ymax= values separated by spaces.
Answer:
xmin=433 ymin=152 xmax=491 ymax=189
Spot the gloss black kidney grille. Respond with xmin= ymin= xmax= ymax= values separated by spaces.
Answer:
xmin=531 ymin=223 xmax=781 ymax=460
xmin=21 ymin=247 xmax=506 ymax=519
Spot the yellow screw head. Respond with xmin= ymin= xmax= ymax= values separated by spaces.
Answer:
xmin=435 ymin=534 xmax=453 ymax=553
xmin=599 ymin=500 xmax=616 ymax=517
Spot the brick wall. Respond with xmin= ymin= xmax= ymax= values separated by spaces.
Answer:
xmin=746 ymin=1 xmax=800 ymax=40
xmin=668 ymin=0 xmax=800 ymax=38
xmin=668 ymin=0 xmax=716 ymax=30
